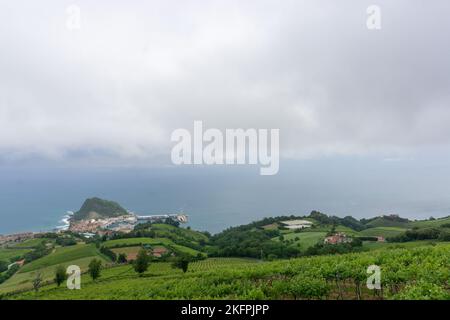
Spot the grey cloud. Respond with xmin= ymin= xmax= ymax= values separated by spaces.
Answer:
xmin=1 ymin=0 xmax=450 ymax=164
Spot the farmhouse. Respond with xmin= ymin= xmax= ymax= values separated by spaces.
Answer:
xmin=280 ymin=219 xmax=313 ymax=230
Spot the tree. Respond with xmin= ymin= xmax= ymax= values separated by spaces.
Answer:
xmin=88 ymin=259 xmax=102 ymax=281
xmin=133 ymin=249 xmax=149 ymax=276
xmin=32 ymin=272 xmax=43 ymax=292
xmin=117 ymin=253 xmax=127 ymax=264
xmin=0 ymin=260 xmax=8 ymax=273
xmin=172 ymin=256 xmax=190 ymax=273
xmin=54 ymin=265 xmax=67 ymax=287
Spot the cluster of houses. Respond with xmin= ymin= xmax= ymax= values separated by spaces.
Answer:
xmin=323 ymin=232 xmax=353 ymax=244
xmin=278 ymin=219 xmax=385 ymax=245
xmin=323 ymin=232 xmax=385 ymax=244
xmin=0 ymin=232 xmax=35 ymax=246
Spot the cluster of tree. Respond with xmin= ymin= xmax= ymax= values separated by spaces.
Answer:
xmin=0 ymin=260 xmax=8 ymax=273
xmin=210 ymin=228 xmax=300 ymax=259
xmin=356 ymin=236 xmax=379 ymax=241
xmin=309 ymin=211 xmax=367 ymax=231
xmin=104 ymin=224 xmax=206 ymax=253
xmin=36 ymin=231 xmax=82 ymax=246
xmin=0 ymin=264 xmax=20 ymax=284
xmin=360 ymin=214 xmax=410 ymax=225
xmin=23 ymin=243 xmax=52 ymax=263
xmin=171 ymin=255 xmax=191 ymax=273
xmin=55 ymin=237 xmax=77 ymax=247
xmin=304 ymin=239 xmax=363 ymax=256
xmin=99 ymin=246 xmax=117 ymax=261
xmin=387 ymin=228 xmax=450 ymax=242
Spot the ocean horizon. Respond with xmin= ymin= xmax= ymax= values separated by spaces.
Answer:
xmin=2 ymin=156 xmax=450 ymax=235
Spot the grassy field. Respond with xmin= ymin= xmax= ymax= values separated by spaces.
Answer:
xmin=410 ymin=216 xmax=450 ymax=228
xmin=358 ymin=227 xmax=406 ymax=238
xmin=273 ymin=231 xmax=326 ymax=249
xmin=103 ymin=237 xmax=202 ymax=256
xmin=0 ymin=243 xmax=111 ymax=294
xmin=0 ymin=248 xmax=32 ymax=262
xmin=8 ymin=238 xmax=51 ymax=248
xmin=0 ymin=256 xmax=109 ymax=294
xmin=19 ymin=244 xmax=108 ymax=273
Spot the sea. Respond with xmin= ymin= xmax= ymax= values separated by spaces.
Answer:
xmin=1 ymin=156 xmax=450 ymax=235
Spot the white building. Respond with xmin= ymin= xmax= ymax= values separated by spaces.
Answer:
xmin=280 ymin=219 xmax=313 ymax=230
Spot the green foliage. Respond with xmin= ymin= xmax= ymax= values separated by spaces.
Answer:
xmin=99 ymin=246 xmax=117 ymax=262
xmin=288 ymin=275 xmax=330 ymax=299
xmin=104 ymin=237 xmax=203 ymax=258
xmin=54 ymin=265 xmax=67 ymax=287
xmin=0 ymin=260 xmax=8 ymax=273
xmin=394 ymin=281 xmax=450 ymax=300
xmin=211 ymin=227 xmax=300 ymax=259
xmin=55 ymin=237 xmax=77 ymax=247
xmin=20 ymin=244 xmax=103 ymax=273
xmin=32 ymin=272 xmax=43 ymax=292
xmin=387 ymin=228 xmax=445 ymax=242
xmin=117 ymin=253 xmax=127 ymax=264
xmin=0 ymin=264 xmax=19 ymax=284
xmin=73 ymin=197 xmax=128 ymax=221
xmin=0 ymin=248 xmax=32 ymax=263
xmin=171 ymin=256 xmax=190 ymax=273
xmin=133 ymin=249 xmax=150 ymax=275
xmin=88 ymin=259 xmax=102 ymax=281
xmin=364 ymin=215 xmax=411 ymax=228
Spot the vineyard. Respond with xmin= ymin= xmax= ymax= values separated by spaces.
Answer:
xmin=7 ymin=243 xmax=449 ymax=300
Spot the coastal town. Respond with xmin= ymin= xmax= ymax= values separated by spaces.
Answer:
xmin=0 ymin=213 xmax=189 ymax=245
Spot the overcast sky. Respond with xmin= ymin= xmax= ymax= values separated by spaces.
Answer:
xmin=1 ymin=0 xmax=450 ymax=166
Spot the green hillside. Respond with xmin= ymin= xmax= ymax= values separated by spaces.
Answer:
xmin=2 ymin=211 xmax=450 ymax=300
xmin=410 ymin=216 xmax=450 ymax=228
xmin=73 ymin=197 xmax=128 ymax=221
xmin=0 ymin=243 xmax=110 ymax=294
xmin=5 ymin=244 xmax=449 ymax=300
xmin=103 ymin=237 xmax=203 ymax=257
xmin=358 ymin=227 xmax=406 ymax=238
xmin=364 ymin=216 xmax=412 ymax=228
xmin=19 ymin=244 xmax=107 ymax=273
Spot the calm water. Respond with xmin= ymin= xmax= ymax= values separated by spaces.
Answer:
xmin=1 ymin=157 xmax=450 ymax=234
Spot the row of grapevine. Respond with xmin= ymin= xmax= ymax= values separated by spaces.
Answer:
xmin=9 ymin=244 xmax=450 ymax=300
